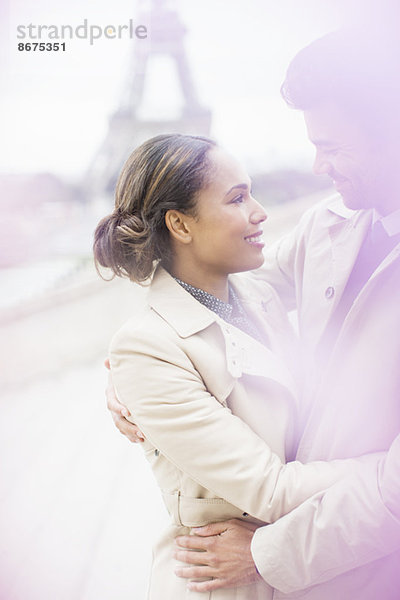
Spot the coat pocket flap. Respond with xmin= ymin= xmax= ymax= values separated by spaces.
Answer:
xmin=161 ymin=491 xmax=264 ymax=528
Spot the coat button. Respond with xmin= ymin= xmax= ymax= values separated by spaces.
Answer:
xmin=325 ymin=286 xmax=335 ymax=300
xmin=154 ymin=449 xmax=160 ymax=457
xmin=242 ymin=512 xmax=249 ymax=517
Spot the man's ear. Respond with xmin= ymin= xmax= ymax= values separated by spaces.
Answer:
xmin=165 ymin=210 xmax=193 ymax=244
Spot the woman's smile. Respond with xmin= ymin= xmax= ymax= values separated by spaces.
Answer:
xmin=244 ymin=230 xmax=265 ymax=248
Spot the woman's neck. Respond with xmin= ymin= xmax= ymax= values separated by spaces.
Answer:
xmin=168 ymin=259 xmax=229 ymax=303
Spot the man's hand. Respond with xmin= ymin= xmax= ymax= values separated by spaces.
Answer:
xmin=104 ymin=358 xmax=145 ymax=443
xmin=174 ymin=519 xmax=262 ymax=592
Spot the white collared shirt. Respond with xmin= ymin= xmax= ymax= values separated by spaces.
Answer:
xmin=373 ymin=207 xmax=400 ymax=237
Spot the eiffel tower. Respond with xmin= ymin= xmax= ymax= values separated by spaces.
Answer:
xmin=85 ymin=0 xmax=212 ymax=201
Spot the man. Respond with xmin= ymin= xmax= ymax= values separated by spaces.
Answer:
xmin=107 ymin=28 xmax=400 ymax=598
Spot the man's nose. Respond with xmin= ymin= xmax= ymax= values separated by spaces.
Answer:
xmin=313 ymin=152 xmax=331 ymax=176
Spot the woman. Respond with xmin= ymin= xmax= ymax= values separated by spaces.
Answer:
xmin=93 ymin=134 xmax=375 ymax=599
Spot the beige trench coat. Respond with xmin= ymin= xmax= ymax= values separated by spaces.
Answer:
xmin=110 ymin=265 xmax=377 ymax=600
xmin=252 ymin=194 xmax=400 ymax=599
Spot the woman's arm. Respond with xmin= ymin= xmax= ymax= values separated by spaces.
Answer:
xmin=110 ymin=326 xmax=381 ymax=524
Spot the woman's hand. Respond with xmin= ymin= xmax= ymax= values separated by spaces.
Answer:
xmin=104 ymin=358 xmax=145 ymax=443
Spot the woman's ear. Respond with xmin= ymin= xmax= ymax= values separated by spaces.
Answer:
xmin=165 ymin=210 xmax=193 ymax=244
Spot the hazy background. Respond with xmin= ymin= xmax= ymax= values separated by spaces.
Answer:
xmin=0 ymin=1 xmax=395 ymax=598
xmin=1 ymin=0 xmax=385 ymax=179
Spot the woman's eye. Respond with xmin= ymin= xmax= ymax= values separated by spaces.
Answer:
xmin=230 ymin=194 xmax=244 ymax=204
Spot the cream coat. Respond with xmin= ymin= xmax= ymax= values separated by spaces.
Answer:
xmin=252 ymin=194 xmax=400 ymax=599
xmin=110 ymin=265 xmax=378 ymax=600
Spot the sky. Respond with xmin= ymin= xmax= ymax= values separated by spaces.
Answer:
xmin=0 ymin=0 xmax=390 ymax=181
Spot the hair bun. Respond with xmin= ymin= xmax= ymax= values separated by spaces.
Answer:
xmin=93 ymin=210 xmax=154 ymax=282
xmin=115 ymin=211 xmax=148 ymax=241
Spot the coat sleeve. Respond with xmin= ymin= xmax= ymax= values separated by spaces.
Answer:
xmin=251 ymin=433 xmax=400 ymax=592
xmin=251 ymin=198 xmax=324 ymax=312
xmin=254 ymin=233 xmax=299 ymax=312
xmin=252 ymin=194 xmax=342 ymax=312
xmin=110 ymin=325 xmax=382 ymax=525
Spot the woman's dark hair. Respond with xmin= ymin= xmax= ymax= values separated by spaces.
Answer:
xmin=93 ymin=133 xmax=216 ymax=283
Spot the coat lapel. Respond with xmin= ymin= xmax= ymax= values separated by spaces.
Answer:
xmin=338 ymin=237 xmax=400 ymax=339
xmin=148 ymin=266 xmax=216 ymax=337
xmin=320 ymin=203 xmax=400 ymax=349
xmin=148 ymin=266 xmax=295 ymax=400
xmin=220 ymin=321 xmax=297 ymax=397
xmin=368 ymin=238 xmax=400 ymax=280
xmin=327 ymin=204 xmax=373 ymax=315
xmin=227 ymin=276 xmax=297 ymax=396
xmin=148 ymin=266 xmax=234 ymax=403
xmin=328 ymin=202 xmax=400 ymax=323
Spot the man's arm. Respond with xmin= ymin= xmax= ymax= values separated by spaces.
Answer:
xmin=251 ymin=194 xmax=331 ymax=311
xmin=251 ymin=432 xmax=400 ymax=593
xmin=104 ymin=358 xmax=145 ymax=443
xmin=174 ymin=434 xmax=400 ymax=593
xmin=110 ymin=324 xmax=384 ymax=525
xmin=254 ymin=232 xmax=298 ymax=311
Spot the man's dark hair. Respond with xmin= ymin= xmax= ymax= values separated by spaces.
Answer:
xmin=281 ymin=27 xmax=400 ymax=135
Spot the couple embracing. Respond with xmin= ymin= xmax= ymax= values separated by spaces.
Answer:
xmin=94 ymin=29 xmax=400 ymax=600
